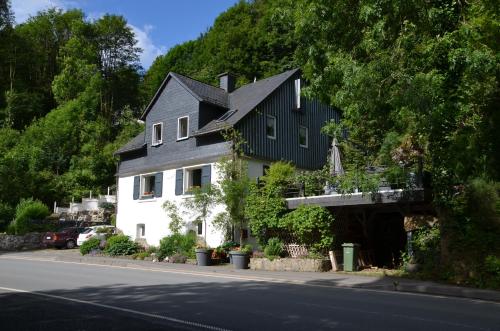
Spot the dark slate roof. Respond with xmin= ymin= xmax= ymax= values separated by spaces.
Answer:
xmin=227 ymin=68 xmax=298 ymax=125
xmin=194 ymin=119 xmax=232 ymax=136
xmin=194 ymin=68 xmax=299 ymax=136
xmin=140 ymin=72 xmax=228 ymax=120
xmin=114 ymin=131 xmax=146 ymax=155
xmin=171 ymin=73 xmax=228 ymax=109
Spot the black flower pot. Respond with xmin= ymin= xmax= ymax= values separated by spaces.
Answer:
xmin=195 ymin=248 xmax=213 ymax=266
xmin=230 ymin=251 xmax=249 ymax=269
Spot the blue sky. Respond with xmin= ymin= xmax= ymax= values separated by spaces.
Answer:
xmin=11 ymin=0 xmax=239 ymax=69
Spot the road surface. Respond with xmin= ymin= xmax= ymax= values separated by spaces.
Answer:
xmin=0 ymin=254 xmax=499 ymax=330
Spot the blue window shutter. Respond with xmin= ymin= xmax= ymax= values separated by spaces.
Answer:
xmin=154 ymin=172 xmax=163 ymax=197
xmin=175 ymin=169 xmax=184 ymax=195
xmin=201 ymin=165 xmax=211 ymax=187
xmin=133 ymin=176 xmax=140 ymax=200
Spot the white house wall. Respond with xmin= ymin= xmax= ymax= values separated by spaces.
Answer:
xmin=117 ymin=159 xmax=268 ymax=248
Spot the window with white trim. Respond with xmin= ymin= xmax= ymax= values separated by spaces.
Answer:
xmin=294 ymin=78 xmax=301 ymax=109
xmin=299 ymin=125 xmax=308 ymax=148
xmin=197 ymin=222 xmax=203 ymax=235
xmin=266 ymin=115 xmax=276 ymax=139
xmin=141 ymin=174 xmax=156 ymax=197
xmin=177 ymin=116 xmax=189 ymax=140
xmin=136 ymin=224 xmax=145 ymax=238
xmin=185 ymin=167 xmax=202 ymax=193
xmin=152 ymin=122 xmax=163 ymax=145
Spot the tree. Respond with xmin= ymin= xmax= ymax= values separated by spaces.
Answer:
xmin=215 ymin=128 xmax=251 ymax=244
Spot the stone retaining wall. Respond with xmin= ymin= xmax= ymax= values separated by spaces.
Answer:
xmin=250 ymin=257 xmax=332 ymax=272
xmin=0 ymin=233 xmax=44 ymax=251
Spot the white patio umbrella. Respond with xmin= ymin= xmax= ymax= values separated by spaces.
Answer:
xmin=330 ymin=138 xmax=344 ymax=176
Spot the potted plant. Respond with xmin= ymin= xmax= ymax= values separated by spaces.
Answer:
xmin=230 ymin=244 xmax=253 ymax=269
xmin=195 ymin=244 xmax=213 ymax=266
xmin=220 ymin=241 xmax=239 ymax=263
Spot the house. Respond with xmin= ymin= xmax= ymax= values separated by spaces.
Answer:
xmin=115 ymin=69 xmax=339 ymax=247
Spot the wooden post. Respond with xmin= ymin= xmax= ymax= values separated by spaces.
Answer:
xmin=329 ymin=250 xmax=338 ymax=271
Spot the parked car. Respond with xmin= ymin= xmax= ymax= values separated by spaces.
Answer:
xmin=43 ymin=227 xmax=89 ymax=249
xmin=77 ymin=225 xmax=116 ymax=246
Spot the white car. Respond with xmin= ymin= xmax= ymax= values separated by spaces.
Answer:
xmin=76 ymin=225 xmax=116 ymax=246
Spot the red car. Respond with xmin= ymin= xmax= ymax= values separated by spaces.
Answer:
xmin=43 ymin=227 xmax=88 ymax=249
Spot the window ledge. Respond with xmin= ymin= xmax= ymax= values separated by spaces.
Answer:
xmin=138 ymin=198 xmax=157 ymax=203
xmin=151 ymin=142 xmax=163 ymax=147
xmin=176 ymin=136 xmax=189 ymax=141
xmin=300 ymin=145 xmax=308 ymax=149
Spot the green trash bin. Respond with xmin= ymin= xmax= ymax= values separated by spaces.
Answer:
xmin=342 ymin=243 xmax=360 ymax=272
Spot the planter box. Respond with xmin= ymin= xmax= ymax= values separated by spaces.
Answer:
xmin=250 ymin=257 xmax=332 ymax=272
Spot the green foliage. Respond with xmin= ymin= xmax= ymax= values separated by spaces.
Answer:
xmin=11 ymin=198 xmax=51 ymax=235
xmin=240 ymin=244 xmax=253 ymax=255
xmin=246 ymin=162 xmax=295 ymax=244
xmin=281 ymin=205 xmax=335 ymax=253
xmin=105 ymin=234 xmax=139 ymax=256
xmin=132 ymin=252 xmax=150 ymax=260
xmin=162 ymin=200 xmax=185 ymax=234
xmin=264 ymin=237 xmax=284 ymax=260
xmin=158 ymin=232 xmax=197 ymax=260
xmin=215 ymin=128 xmax=251 ymax=244
xmin=483 ymin=255 xmax=500 ymax=289
xmin=110 ymin=214 xmax=116 ymax=226
xmin=411 ymin=224 xmax=441 ymax=276
xmin=79 ymin=237 xmax=101 ymax=255
xmin=0 ymin=201 xmax=14 ymax=232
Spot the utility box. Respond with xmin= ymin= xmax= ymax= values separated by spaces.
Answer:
xmin=342 ymin=243 xmax=360 ymax=272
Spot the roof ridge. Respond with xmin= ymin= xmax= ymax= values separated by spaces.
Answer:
xmin=231 ymin=68 xmax=299 ymax=94
xmin=171 ymin=72 xmax=226 ymax=92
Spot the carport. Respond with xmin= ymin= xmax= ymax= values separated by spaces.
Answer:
xmin=286 ymin=189 xmax=434 ymax=268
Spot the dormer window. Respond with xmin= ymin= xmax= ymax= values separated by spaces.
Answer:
xmin=177 ymin=116 xmax=189 ymax=140
xmin=294 ymin=78 xmax=301 ymax=109
xmin=152 ymin=122 xmax=163 ymax=146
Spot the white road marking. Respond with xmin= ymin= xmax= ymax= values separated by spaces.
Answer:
xmin=0 ymin=286 xmax=231 ymax=331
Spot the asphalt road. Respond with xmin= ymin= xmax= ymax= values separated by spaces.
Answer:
xmin=0 ymin=256 xmax=499 ymax=331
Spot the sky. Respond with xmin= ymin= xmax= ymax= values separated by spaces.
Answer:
xmin=11 ymin=0 xmax=239 ymax=69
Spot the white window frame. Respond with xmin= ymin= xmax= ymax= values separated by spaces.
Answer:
xmin=152 ymin=122 xmax=163 ymax=146
xmin=136 ymin=224 xmax=145 ymax=238
xmin=294 ymin=78 xmax=301 ymax=109
xmin=177 ymin=116 xmax=189 ymax=140
xmin=183 ymin=166 xmax=203 ymax=194
xmin=299 ymin=125 xmax=308 ymax=148
xmin=140 ymin=173 xmax=156 ymax=198
xmin=266 ymin=115 xmax=276 ymax=139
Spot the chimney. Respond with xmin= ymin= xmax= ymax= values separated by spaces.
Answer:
xmin=217 ymin=72 xmax=236 ymax=93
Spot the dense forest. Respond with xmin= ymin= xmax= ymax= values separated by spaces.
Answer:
xmin=0 ymin=0 xmax=498 ymax=282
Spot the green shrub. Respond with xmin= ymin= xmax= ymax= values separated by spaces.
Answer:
xmin=240 ymin=244 xmax=253 ymax=255
xmin=158 ymin=232 xmax=196 ymax=260
xmin=0 ymin=202 xmax=14 ymax=232
xmin=280 ymin=205 xmax=335 ymax=253
xmin=80 ymin=237 xmax=101 ymax=255
xmin=412 ymin=224 xmax=441 ymax=272
xmin=133 ymin=252 xmax=150 ymax=260
xmin=146 ymin=245 xmax=158 ymax=254
xmin=110 ymin=214 xmax=116 ymax=226
xmin=11 ymin=198 xmax=51 ymax=235
xmin=482 ymin=255 xmax=500 ymax=289
xmin=264 ymin=237 xmax=284 ymax=260
xmin=105 ymin=235 xmax=139 ymax=256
